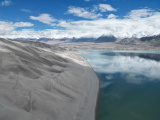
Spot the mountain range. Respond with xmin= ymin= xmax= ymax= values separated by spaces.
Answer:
xmin=7 ymin=34 xmax=160 ymax=49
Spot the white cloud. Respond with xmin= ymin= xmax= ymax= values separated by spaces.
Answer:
xmin=99 ymin=4 xmax=117 ymax=12
xmin=1 ymin=8 xmax=160 ymax=39
xmin=63 ymin=8 xmax=160 ymax=38
xmin=108 ymin=14 xmax=118 ymax=19
xmin=125 ymin=9 xmax=154 ymax=19
xmin=67 ymin=6 xmax=102 ymax=19
xmin=57 ymin=20 xmax=72 ymax=28
xmin=0 ymin=21 xmax=15 ymax=35
xmin=30 ymin=13 xmax=56 ymax=26
xmin=1 ymin=0 xmax=12 ymax=6
xmin=67 ymin=4 xmax=117 ymax=19
xmin=57 ymin=9 xmax=160 ymax=38
xmin=0 ymin=21 xmax=33 ymax=36
xmin=13 ymin=22 xmax=33 ymax=27
xmin=21 ymin=9 xmax=31 ymax=13
xmin=84 ymin=0 xmax=90 ymax=2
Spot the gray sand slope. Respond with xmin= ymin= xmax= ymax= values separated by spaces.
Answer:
xmin=0 ymin=38 xmax=99 ymax=120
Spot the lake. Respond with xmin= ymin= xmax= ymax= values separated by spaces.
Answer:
xmin=80 ymin=50 xmax=160 ymax=120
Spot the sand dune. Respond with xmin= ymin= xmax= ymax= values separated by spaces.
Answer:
xmin=0 ymin=38 xmax=99 ymax=120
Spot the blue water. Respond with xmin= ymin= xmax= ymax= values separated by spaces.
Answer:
xmin=80 ymin=50 xmax=160 ymax=120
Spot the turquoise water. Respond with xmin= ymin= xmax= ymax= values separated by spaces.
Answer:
xmin=80 ymin=50 xmax=160 ymax=120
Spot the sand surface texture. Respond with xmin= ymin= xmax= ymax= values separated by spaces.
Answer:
xmin=0 ymin=38 xmax=99 ymax=120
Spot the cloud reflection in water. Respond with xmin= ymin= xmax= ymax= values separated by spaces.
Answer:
xmin=84 ymin=51 xmax=160 ymax=84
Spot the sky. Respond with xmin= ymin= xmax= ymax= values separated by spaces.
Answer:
xmin=0 ymin=0 xmax=160 ymax=39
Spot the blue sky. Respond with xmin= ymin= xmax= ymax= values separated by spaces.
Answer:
xmin=0 ymin=0 xmax=160 ymax=39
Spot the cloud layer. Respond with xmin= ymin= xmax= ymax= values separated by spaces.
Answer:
xmin=84 ymin=0 xmax=90 ymax=2
xmin=0 ymin=21 xmax=33 ymax=36
xmin=1 ymin=0 xmax=12 ymax=6
xmin=67 ymin=4 xmax=116 ymax=19
xmin=67 ymin=6 xmax=102 ymax=19
xmin=0 ymin=7 xmax=160 ymax=39
xmin=99 ymin=4 xmax=117 ymax=12
xmin=30 ymin=14 xmax=56 ymax=26
xmin=21 ymin=9 xmax=31 ymax=13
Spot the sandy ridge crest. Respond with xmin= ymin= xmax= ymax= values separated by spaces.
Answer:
xmin=0 ymin=38 xmax=99 ymax=120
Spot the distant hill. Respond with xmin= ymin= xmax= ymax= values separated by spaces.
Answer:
xmin=6 ymin=34 xmax=160 ymax=47
xmin=71 ymin=37 xmax=96 ymax=42
xmin=116 ymin=35 xmax=160 ymax=47
xmin=69 ymin=36 xmax=117 ymax=43
xmin=116 ymin=38 xmax=140 ymax=45
xmin=140 ymin=35 xmax=160 ymax=42
xmin=94 ymin=36 xmax=117 ymax=43
xmin=139 ymin=35 xmax=160 ymax=47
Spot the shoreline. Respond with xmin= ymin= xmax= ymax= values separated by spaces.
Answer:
xmin=53 ymin=50 xmax=100 ymax=120
xmin=91 ymin=67 xmax=100 ymax=120
xmin=84 ymin=60 xmax=100 ymax=120
xmin=74 ymin=50 xmax=101 ymax=120
xmin=56 ymin=42 xmax=160 ymax=51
